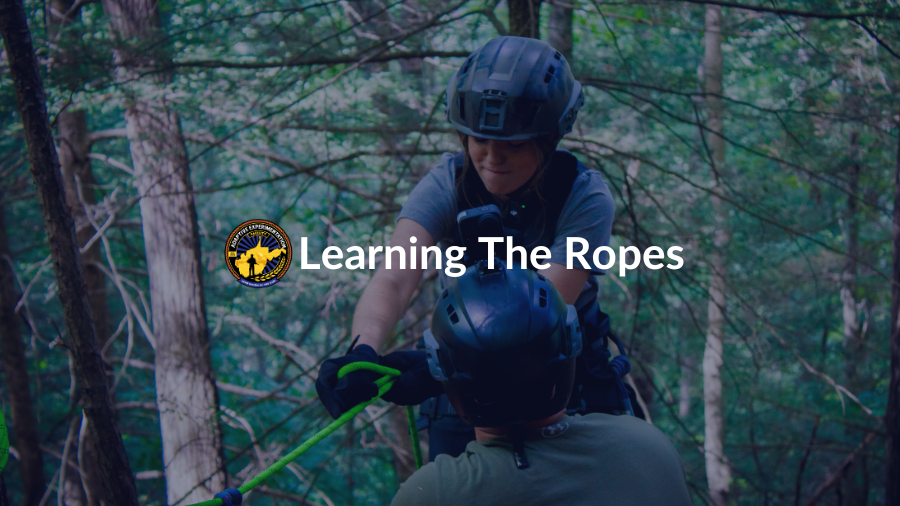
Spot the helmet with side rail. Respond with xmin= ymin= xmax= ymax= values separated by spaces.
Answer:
xmin=445 ymin=36 xmax=584 ymax=142
xmin=424 ymin=260 xmax=582 ymax=427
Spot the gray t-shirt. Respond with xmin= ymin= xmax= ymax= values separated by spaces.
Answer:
xmin=391 ymin=414 xmax=692 ymax=506
xmin=398 ymin=152 xmax=615 ymax=303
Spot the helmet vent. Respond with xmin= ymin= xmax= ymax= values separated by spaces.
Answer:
xmin=537 ymin=274 xmax=546 ymax=281
xmin=461 ymin=57 xmax=473 ymax=74
xmin=544 ymin=71 xmax=553 ymax=83
xmin=554 ymin=51 xmax=562 ymax=60
xmin=458 ymin=93 xmax=466 ymax=121
xmin=447 ymin=304 xmax=460 ymax=324
xmin=442 ymin=289 xmax=449 ymax=299
xmin=539 ymin=288 xmax=548 ymax=308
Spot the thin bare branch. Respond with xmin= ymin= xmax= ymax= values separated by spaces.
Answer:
xmin=802 ymin=432 xmax=879 ymax=506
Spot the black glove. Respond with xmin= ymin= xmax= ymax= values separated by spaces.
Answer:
xmin=379 ymin=350 xmax=444 ymax=406
xmin=316 ymin=342 xmax=380 ymax=419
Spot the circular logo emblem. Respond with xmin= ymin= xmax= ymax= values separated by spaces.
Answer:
xmin=225 ymin=220 xmax=292 ymax=288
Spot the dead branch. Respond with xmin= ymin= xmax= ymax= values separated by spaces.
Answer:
xmin=174 ymin=50 xmax=468 ymax=70
xmin=224 ymin=315 xmax=317 ymax=371
xmin=215 ymin=381 xmax=308 ymax=406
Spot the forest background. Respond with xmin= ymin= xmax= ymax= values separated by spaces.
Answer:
xmin=0 ymin=0 xmax=899 ymax=505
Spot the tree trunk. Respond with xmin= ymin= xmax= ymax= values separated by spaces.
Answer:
xmin=99 ymin=1 xmax=227 ymax=502
xmin=842 ymin=130 xmax=869 ymax=506
xmin=47 ymin=0 xmax=115 ymax=496
xmin=58 ymin=112 xmax=113 ymax=506
xmin=58 ymin=109 xmax=111 ymax=355
xmin=703 ymin=5 xmax=731 ymax=506
xmin=679 ymin=356 xmax=693 ymax=418
xmin=0 ymin=1 xmax=139 ymax=505
xmin=548 ymin=1 xmax=573 ymax=59
xmin=50 ymin=1 xmax=114 ymax=500
xmin=885 ymin=114 xmax=900 ymax=505
xmin=0 ymin=197 xmax=46 ymax=506
xmin=508 ymin=0 xmax=542 ymax=39
xmin=842 ymin=130 xmax=862 ymax=392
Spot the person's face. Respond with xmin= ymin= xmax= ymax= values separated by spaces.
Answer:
xmin=468 ymin=137 xmax=539 ymax=197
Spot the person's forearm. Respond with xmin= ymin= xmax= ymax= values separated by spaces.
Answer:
xmin=350 ymin=218 xmax=434 ymax=352
xmin=542 ymin=262 xmax=590 ymax=305
xmin=351 ymin=271 xmax=415 ymax=352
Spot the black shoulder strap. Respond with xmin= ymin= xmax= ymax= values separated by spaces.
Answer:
xmin=453 ymin=150 xmax=582 ymax=247
xmin=540 ymin=150 xmax=582 ymax=238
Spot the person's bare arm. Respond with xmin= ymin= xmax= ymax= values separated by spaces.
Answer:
xmin=541 ymin=262 xmax=590 ymax=305
xmin=352 ymin=218 xmax=435 ymax=352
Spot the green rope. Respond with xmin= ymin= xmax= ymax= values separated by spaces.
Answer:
xmin=405 ymin=405 xmax=423 ymax=469
xmin=187 ymin=361 xmax=423 ymax=506
xmin=0 ymin=407 xmax=8 ymax=473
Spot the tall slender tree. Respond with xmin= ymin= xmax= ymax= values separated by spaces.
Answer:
xmin=842 ymin=128 xmax=870 ymax=506
xmin=0 ymin=0 xmax=139 ymax=504
xmin=702 ymin=4 xmax=731 ymax=505
xmin=49 ymin=3 xmax=114 ymax=501
xmin=886 ymin=115 xmax=900 ymax=505
xmin=99 ymin=0 xmax=227 ymax=502
xmin=548 ymin=1 xmax=573 ymax=59
xmin=0 ymin=193 xmax=45 ymax=505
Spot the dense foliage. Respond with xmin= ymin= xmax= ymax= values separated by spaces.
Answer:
xmin=1 ymin=0 xmax=898 ymax=504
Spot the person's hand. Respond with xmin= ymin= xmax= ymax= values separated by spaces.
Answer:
xmin=379 ymin=350 xmax=444 ymax=405
xmin=315 ymin=342 xmax=380 ymax=419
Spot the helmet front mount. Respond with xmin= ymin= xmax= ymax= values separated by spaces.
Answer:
xmin=445 ymin=36 xmax=584 ymax=143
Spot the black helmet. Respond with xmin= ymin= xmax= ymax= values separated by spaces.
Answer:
xmin=445 ymin=36 xmax=584 ymax=141
xmin=424 ymin=261 xmax=582 ymax=427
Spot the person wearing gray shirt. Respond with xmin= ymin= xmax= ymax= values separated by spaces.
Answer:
xmin=316 ymin=36 xmax=639 ymax=468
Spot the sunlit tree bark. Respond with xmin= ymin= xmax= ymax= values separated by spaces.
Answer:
xmin=99 ymin=0 xmax=227 ymax=502
xmin=703 ymin=5 xmax=731 ymax=505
